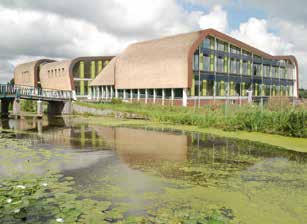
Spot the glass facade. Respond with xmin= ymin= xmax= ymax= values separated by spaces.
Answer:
xmin=192 ymin=36 xmax=296 ymax=99
xmin=73 ymin=58 xmax=111 ymax=97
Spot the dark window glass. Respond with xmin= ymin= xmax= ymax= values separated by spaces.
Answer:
xmin=84 ymin=61 xmax=91 ymax=78
xmin=73 ymin=62 xmax=80 ymax=78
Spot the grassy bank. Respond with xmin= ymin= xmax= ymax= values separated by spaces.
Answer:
xmin=76 ymin=100 xmax=307 ymax=138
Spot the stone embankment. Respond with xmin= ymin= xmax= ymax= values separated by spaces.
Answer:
xmin=72 ymin=103 xmax=147 ymax=120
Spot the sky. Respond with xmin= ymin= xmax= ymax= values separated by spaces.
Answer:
xmin=0 ymin=0 xmax=306 ymax=88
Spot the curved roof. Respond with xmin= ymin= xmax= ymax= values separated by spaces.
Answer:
xmin=14 ymin=59 xmax=55 ymax=87
xmin=91 ymin=28 xmax=298 ymax=93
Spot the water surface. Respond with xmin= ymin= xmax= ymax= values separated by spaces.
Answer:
xmin=0 ymin=116 xmax=306 ymax=223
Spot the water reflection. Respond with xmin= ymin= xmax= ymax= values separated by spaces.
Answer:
xmin=1 ymin=116 xmax=307 ymax=223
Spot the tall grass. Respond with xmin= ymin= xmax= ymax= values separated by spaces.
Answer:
xmin=76 ymin=100 xmax=307 ymax=138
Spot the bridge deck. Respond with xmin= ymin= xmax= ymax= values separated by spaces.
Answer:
xmin=0 ymin=84 xmax=75 ymax=101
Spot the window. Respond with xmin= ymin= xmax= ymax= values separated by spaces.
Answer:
xmin=230 ymin=45 xmax=240 ymax=54
xmin=74 ymin=81 xmax=80 ymax=95
xmin=230 ymin=59 xmax=239 ymax=74
xmin=242 ymin=50 xmax=249 ymax=56
xmin=207 ymin=80 xmax=214 ymax=96
xmin=193 ymin=54 xmax=199 ymax=70
xmin=203 ymin=56 xmax=210 ymax=71
xmin=253 ymin=64 xmax=261 ymax=76
xmin=217 ymin=40 xmax=225 ymax=51
xmin=174 ymin=89 xmax=183 ymax=98
xmin=280 ymin=67 xmax=286 ymax=79
xmin=84 ymin=61 xmax=91 ymax=78
xmin=242 ymin=61 xmax=248 ymax=75
xmin=217 ymin=57 xmax=224 ymax=73
xmin=263 ymin=65 xmax=270 ymax=77
xmin=203 ymin=38 xmax=211 ymax=49
xmin=215 ymin=80 xmax=226 ymax=96
xmin=73 ymin=62 xmax=80 ymax=78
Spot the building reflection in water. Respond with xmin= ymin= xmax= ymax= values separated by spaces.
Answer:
xmin=1 ymin=117 xmax=306 ymax=167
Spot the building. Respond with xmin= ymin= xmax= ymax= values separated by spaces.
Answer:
xmin=90 ymin=28 xmax=299 ymax=106
xmin=14 ymin=59 xmax=55 ymax=88
xmin=14 ymin=56 xmax=114 ymax=99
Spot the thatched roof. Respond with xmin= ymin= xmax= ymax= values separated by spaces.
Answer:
xmin=90 ymin=57 xmax=117 ymax=86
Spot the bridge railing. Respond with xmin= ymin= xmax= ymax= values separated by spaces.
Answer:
xmin=0 ymin=84 xmax=75 ymax=100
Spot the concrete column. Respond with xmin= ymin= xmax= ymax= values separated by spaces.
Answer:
xmin=123 ymin=89 xmax=127 ymax=100
xmin=106 ymin=86 xmax=109 ymax=100
xmin=171 ymin=88 xmax=175 ymax=106
xmin=97 ymin=87 xmax=100 ymax=100
xmin=90 ymin=87 xmax=94 ymax=100
xmin=115 ymin=89 xmax=118 ymax=98
xmin=37 ymin=118 xmax=43 ymax=135
xmin=88 ymin=87 xmax=92 ymax=100
xmin=153 ymin=89 xmax=157 ymax=104
xmin=137 ymin=89 xmax=140 ymax=101
xmin=1 ymin=100 xmax=10 ymax=118
xmin=182 ymin=88 xmax=188 ymax=107
xmin=13 ymin=99 xmax=21 ymax=118
xmin=145 ymin=89 xmax=148 ymax=104
xmin=48 ymin=101 xmax=72 ymax=115
xmin=37 ymin=100 xmax=43 ymax=118
xmin=130 ymin=89 xmax=133 ymax=102
xmin=101 ymin=86 xmax=105 ymax=100
xmin=110 ymin=86 xmax=114 ymax=99
xmin=162 ymin=89 xmax=165 ymax=106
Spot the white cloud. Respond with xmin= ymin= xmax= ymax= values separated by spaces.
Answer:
xmin=198 ymin=5 xmax=228 ymax=32
xmin=230 ymin=18 xmax=293 ymax=55
xmin=229 ymin=17 xmax=306 ymax=88
xmin=0 ymin=1 xmax=202 ymax=83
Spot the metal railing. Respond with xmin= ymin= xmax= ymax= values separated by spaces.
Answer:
xmin=0 ymin=84 xmax=75 ymax=100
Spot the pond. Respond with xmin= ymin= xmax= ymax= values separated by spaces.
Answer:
xmin=0 ymin=116 xmax=306 ymax=223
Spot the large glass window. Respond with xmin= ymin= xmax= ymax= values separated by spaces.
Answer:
xmin=203 ymin=56 xmax=210 ymax=71
xmin=263 ymin=65 xmax=270 ymax=77
xmin=84 ymin=61 xmax=91 ymax=79
xmin=193 ymin=54 xmax=199 ymax=70
xmin=230 ymin=59 xmax=240 ymax=74
xmin=280 ymin=67 xmax=286 ymax=79
xmin=206 ymin=80 xmax=214 ymax=96
xmin=215 ymin=80 xmax=226 ymax=96
xmin=230 ymin=45 xmax=240 ymax=54
xmin=242 ymin=61 xmax=248 ymax=75
xmin=73 ymin=62 xmax=80 ymax=78
xmin=253 ymin=64 xmax=261 ymax=76
xmin=217 ymin=57 xmax=224 ymax=73
xmin=217 ymin=40 xmax=225 ymax=51
xmin=203 ymin=38 xmax=211 ymax=49
xmin=74 ymin=81 xmax=80 ymax=95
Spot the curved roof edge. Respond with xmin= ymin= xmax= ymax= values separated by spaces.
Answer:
xmin=14 ymin=59 xmax=56 ymax=87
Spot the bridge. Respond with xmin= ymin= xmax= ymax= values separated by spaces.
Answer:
xmin=0 ymin=84 xmax=75 ymax=118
